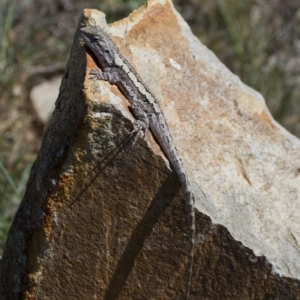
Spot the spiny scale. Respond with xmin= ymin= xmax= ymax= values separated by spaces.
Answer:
xmin=80 ymin=25 xmax=195 ymax=300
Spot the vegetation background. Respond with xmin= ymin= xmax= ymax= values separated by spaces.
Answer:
xmin=0 ymin=0 xmax=299 ymax=252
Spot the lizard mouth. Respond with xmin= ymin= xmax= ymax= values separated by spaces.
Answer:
xmin=80 ymin=27 xmax=93 ymax=44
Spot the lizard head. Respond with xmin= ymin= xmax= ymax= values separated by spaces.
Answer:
xmin=80 ymin=25 xmax=117 ymax=67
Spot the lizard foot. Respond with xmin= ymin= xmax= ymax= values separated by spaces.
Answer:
xmin=89 ymin=69 xmax=103 ymax=80
xmin=130 ymin=120 xmax=146 ymax=146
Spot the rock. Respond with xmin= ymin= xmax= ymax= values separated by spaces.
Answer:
xmin=30 ymin=76 xmax=61 ymax=124
xmin=1 ymin=0 xmax=300 ymax=299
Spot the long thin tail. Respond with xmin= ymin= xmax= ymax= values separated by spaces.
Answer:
xmin=186 ymin=192 xmax=195 ymax=300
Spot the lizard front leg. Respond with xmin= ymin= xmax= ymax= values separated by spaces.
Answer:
xmin=90 ymin=68 xmax=120 ymax=83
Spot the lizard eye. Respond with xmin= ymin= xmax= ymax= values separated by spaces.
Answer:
xmin=94 ymin=36 xmax=101 ymax=41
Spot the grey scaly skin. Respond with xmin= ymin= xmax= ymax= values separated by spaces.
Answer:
xmin=80 ymin=25 xmax=195 ymax=300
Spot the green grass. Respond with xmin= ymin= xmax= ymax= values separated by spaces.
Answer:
xmin=0 ymin=157 xmax=31 ymax=249
xmin=0 ymin=0 xmax=28 ymax=249
xmin=0 ymin=0 xmax=17 ymax=95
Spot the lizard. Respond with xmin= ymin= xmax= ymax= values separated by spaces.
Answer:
xmin=80 ymin=25 xmax=195 ymax=300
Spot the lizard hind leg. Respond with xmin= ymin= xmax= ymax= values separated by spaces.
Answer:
xmin=130 ymin=103 xmax=150 ymax=146
xmin=130 ymin=120 xmax=148 ymax=146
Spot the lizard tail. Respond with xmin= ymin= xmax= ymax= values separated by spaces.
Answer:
xmin=186 ymin=192 xmax=195 ymax=300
